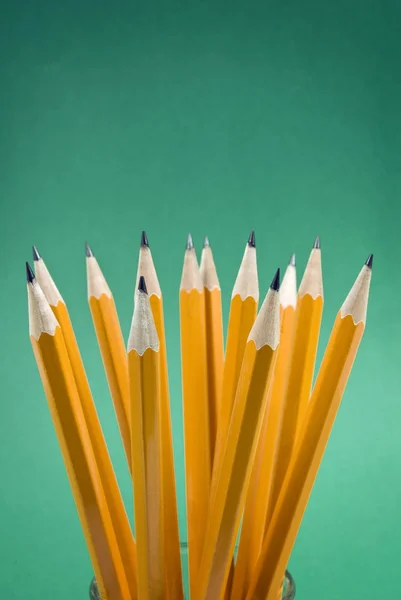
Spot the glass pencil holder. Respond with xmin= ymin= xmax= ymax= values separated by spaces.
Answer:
xmin=89 ymin=544 xmax=296 ymax=599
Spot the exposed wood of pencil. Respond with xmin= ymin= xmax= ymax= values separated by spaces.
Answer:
xmin=86 ymin=247 xmax=131 ymax=471
xmin=136 ymin=239 xmax=184 ymax=600
xmin=128 ymin=280 xmax=164 ymax=600
xmin=34 ymin=254 xmax=138 ymax=598
xmin=212 ymin=235 xmax=259 ymax=498
xmin=200 ymin=239 xmax=224 ymax=466
xmin=246 ymin=259 xmax=372 ymax=600
xmin=270 ymin=241 xmax=323 ymax=512
xmin=180 ymin=240 xmax=211 ymax=597
xmin=231 ymin=258 xmax=297 ymax=600
xmin=27 ymin=273 xmax=131 ymax=600
xmin=196 ymin=272 xmax=280 ymax=600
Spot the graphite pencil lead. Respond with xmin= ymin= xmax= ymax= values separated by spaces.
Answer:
xmin=186 ymin=233 xmax=194 ymax=250
xmin=138 ymin=275 xmax=148 ymax=294
xmin=313 ymin=235 xmax=321 ymax=249
xmin=85 ymin=242 xmax=94 ymax=258
xmin=270 ymin=268 xmax=280 ymax=291
xmin=365 ymin=254 xmax=373 ymax=269
xmin=141 ymin=231 xmax=149 ymax=248
xmin=26 ymin=262 xmax=35 ymax=283
xmin=248 ymin=230 xmax=256 ymax=248
xmin=289 ymin=253 xmax=296 ymax=266
xmin=203 ymin=236 xmax=210 ymax=248
xmin=32 ymin=246 xmax=41 ymax=262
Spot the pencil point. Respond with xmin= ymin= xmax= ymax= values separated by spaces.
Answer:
xmin=270 ymin=268 xmax=280 ymax=291
xmin=313 ymin=235 xmax=321 ymax=249
xmin=186 ymin=233 xmax=194 ymax=250
xmin=248 ymin=230 xmax=256 ymax=248
xmin=26 ymin=262 xmax=35 ymax=283
xmin=203 ymin=236 xmax=210 ymax=248
xmin=141 ymin=231 xmax=149 ymax=248
xmin=365 ymin=254 xmax=373 ymax=269
xmin=85 ymin=242 xmax=94 ymax=257
xmin=138 ymin=275 xmax=148 ymax=294
xmin=289 ymin=253 xmax=296 ymax=266
xmin=32 ymin=246 xmax=41 ymax=262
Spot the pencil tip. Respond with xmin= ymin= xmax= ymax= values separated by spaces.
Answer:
xmin=203 ymin=236 xmax=210 ymax=248
xmin=365 ymin=253 xmax=373 ymax=269
xmin=248 ymin=230 xmax=256 ymax=247
xmin=313 ymin=235 xmax=321 ymax=249
xmin=138 ymin=275 xmax=148 ymax=294
xmin=141 ymin=231 xmax=149 ymax=248
xmin=186 ymin=233 xmax=194 ymax=250
xmin=26 ymin=262 xmax=35 ymax=283
xmin=270 ymin=268 xmax=280 ymax=291
xmin=85 ymin=242 xmax=94 ymax=257
xmin=289 ymin=253 xmax=296 ymax=266
xmin=32 ymin=246 xmax=41 ymax=261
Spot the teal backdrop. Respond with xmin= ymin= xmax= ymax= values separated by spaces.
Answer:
xmin=1 ymin=1 xmax=400 ymax=598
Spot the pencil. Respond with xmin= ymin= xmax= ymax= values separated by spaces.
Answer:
xmin=246 ymin=256 xmax=372 ymax=600
xmin=212 ymin=231 xmax=259 ymax=496
xmin=231 ymin=255 xmax=297 ymax=600
xmin=128 ymin=276 xmax=164 ymax=600
xmin=180 ymin=234 xmax=211 ymax=597
xmin=136 ymin=232 xmax=184 ymax=600
xmin=86 ymin=243 xmax=131 ymax=471
xmin=200 ymin=236 xmax=224 ymax=467
xmin=33 ymin=247 xmax=138 ymax=599
xmin=270 ymin=237 xmax=323 ymax=511
xmin=196 ymin=269 xmax=280 ymax=600
xmin=27 ymin=265 xmax=131 ymax=600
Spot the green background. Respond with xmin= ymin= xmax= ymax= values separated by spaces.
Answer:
xmin=1 ymin=1 xmax=400 ymax=598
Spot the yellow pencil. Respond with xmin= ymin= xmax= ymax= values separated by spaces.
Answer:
xmin=128 ymin=276 xmax=164 ymax=600
xmin=270 ymin=237 xmax=323 ymax=512
xmin=27 ymin=265 xmax=131 ymax=600
xmin=180 ymin=234 xmax=211 ymax=597
xmin=196 ymin=269 xmax=280 ymax=600
xmin=212 ymin=231 xmax=259 ymax=499
xmin=246 ymin=256 xmax=372 ymax=600
xmin=231 ymin=255 xmax=297 ymax=600
xmin=200 ymin=236 xmax=224 ymax=467
xmin=33 ymin=247 xmax=137 ymax=599
xmin=136 ymin=232 xmax=183 ymax=600
xmin=86 ymin=244 xmax=131 ymax=470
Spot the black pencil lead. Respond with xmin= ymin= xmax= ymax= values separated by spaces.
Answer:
xmin=138 ymin=275 xmax=148 ymax=294
xmin=32 ymin=246 xmax=41 ymax=262
xmin=26 ymin=262 xmax=35 ymax=283
xmin=141 ymin=231 xmax=149 ymax=248
xmin=365 ymin=254 xmax=373 ymax=269
xmin=248 ymin=230 xmax=256 ymax=248
xmin=186 ymin=233 xmax=194 ymax=250
xmin=270 ymin=268 xmax=280 ymax=291
xmin=313 ymin=235 xmax=321 ymax=249
xmin=85 ymin=242 xmax=94 ymax=257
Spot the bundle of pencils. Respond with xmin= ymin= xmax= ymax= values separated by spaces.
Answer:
xmin=27 ymin=232 xmax=373 ymax=600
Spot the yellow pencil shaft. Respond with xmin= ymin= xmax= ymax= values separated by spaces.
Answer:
xmin=149 ymin=294 xmax=184 ymax=600
xmin=129 ymin=348 xmax=164 ymax=600
xmin=213 ymin=295 xmax=258 ymax=501
xmin=197 ymin=342 xmax=277 ymax=600
xmin=231 ymin=306 xmax=296 ymax=600
xmin=52 ymin=302 xmax=138 ymax=599
xmin=89 ymin=295 xmax=131 ymax=470
xmin=180 ymin=288 xmax=211 ymax=596
xmin=32 ymin=329 xmax=131 ymax=600
xmin=204 ymin=287 xmax=224 ymax=466
xmin=270 ymin=294 xmax=323 ymax=512
xmin=247 ymin=315 xmax=364 ymax=600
